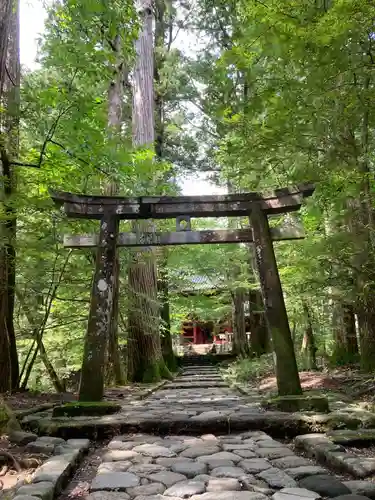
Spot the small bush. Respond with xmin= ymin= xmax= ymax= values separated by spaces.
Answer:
xmin=220 ymin=353 xmax=275 ymax=383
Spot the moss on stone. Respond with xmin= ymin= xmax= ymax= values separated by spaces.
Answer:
xmin=52 ymin=401 xmax=121 ymax=418
xmin=262 ymin=394 xmax=330 ymax=413
xmin=0 ymin=399 xmax=21 ymax=433
xmin=327 ymin=428 xmax=375 ymax=444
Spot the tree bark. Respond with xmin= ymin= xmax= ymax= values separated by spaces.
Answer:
xmin=104 ymin=34 xmax=126 ymax=387
xmin=301 ymin=302 xmax=317 ymax=370
xmin=127 ymin=0 xmax=171 ymax=383
xmin=0 ymin=0 xmax=20 ymax=392
xmin=232 ymin=287 xmax=251 ymax=357
xmin=17 ymin=292 xmax=65 ymax=392
xmin=158 ymin=257 xmax=177 ymax=371
xmin=249 ymin=288 xmax=269 ymax=356
xmin=250 ymin=205 xmax=302 ymax=396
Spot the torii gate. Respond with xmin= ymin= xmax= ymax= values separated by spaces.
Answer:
xmin=50 ymin=183 xmax=314 ymax=399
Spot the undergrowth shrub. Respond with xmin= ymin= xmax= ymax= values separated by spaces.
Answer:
xmin=220 ymin=353 xmax=275 ymax=383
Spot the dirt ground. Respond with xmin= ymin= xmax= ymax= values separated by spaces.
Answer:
xmin=0 ymin=437 xmax=47 ymax=493
xmin=249 ymin=367 xmax=375 ymax=404
xmin=3 ymin=384 xmax=160 ymax=413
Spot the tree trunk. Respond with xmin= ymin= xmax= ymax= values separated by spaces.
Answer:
xmin=127 ymin=0 xmax=171 ymax=383
xmin=301 ymin=302 xmax=317 ymax=370
xmin=250 ymin=205 xmax=302 ymax=396
xmin=0 ymin=0 xmax=20 ymax=392
xmin=104 ymin=34 xmax=126 ymax=387
xmin=332 ymin=302 xmax=358 ymax=365
xmin=232 ymin=288 xmax=251 ymax=357
xmin=249 ymin=289 xmax=269 ymax=356
xmin=158 ymin=258 xmax=177 ymax=371
xmin=17 ymin=292 xmax=65 ymax=392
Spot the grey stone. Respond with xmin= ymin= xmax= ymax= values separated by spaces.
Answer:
xmin=272 ymin=487 xmax=321 ymax=500
xmin=98 ymin=461 xmax=132 ymax=473
xmin=133 ymin=496 xmax=181 ymax=500
xmin=211 ymin=466 xmax=247 ymax=478
xmin=53 ymin=445 xmax=82 ymax=459
xmin=207 ymin=478 xmax=242 ymax=491
xmin=9 ymin=430 xmax=38 ymax=445
xmin=171 ymin=461 xmax=208 ymax=477
xmin=13 ymin=497 xmax=42 ymax=500
xmin=127 ymin=463 xmax=167 ymax=477
xmin=198 ymin=452 xmax=242 ymax=464
xmin=256 ymin=440 xmax=283 ymax=448
xmin=191 ymin=410 xmax=231 ymax=421
xmin=181 ymin=445 xmax=221 ymax=458
xmin=164 ymin=480 xmax=206 ymax=497
xmin=298 ymin=475 xmax=350 ymax=497
xmin=328 ymin=454 xmax=375 ymax=479
xmin=91 ymin=472 xmax=140 ymax=491
xmin=25 ymin=440 xmax=56 ymax=454
xmin=271 ymin=457 xmax=311 ymax=470
xmin=257 ymin=468 xmax=297 ymax=488
xmin=103 ymin=450 xmax=144 ymax=462
xmin=201 ymin=434 xmax=219 ymax=441
xmin=32 ymin=454 xmax=74 ymax=491
xmin=285 ymin=466 xmax=327 ymax=480
xmin=257 ymin=448 xmax=295 ymax=460
xmin=148 ymin=471 xmax=187 ymax=487
xmin=329 ymin=496 xmax=373 ymax=500
xmin=223 ymin=444 xmax=257 ymax=452
xmin=197 ymin=458 xmax=235 ymax=469
xmin=37 ymin=436 xmax=65 ymax=445
xmin=12 ymin=495 xmax=40 ymax=500
xmin=16 ymin=481 xmax=54 ymax=500
xmin=156 ymin=457 xmax=193 ymax=466
xmin=235 ymin=450 xmax=258 ymax=459
xmin=190 ymin=492 xmax=268 ymax=500
xmin=127 ymin=483 xmax=165 ymax=496
xmin=344 ymin=480 xmax=375 ymax=499
xmin=240 ymin=459 xmax=272 ymax=473
xmin=109 ymin=440 xmax=137 ymax=450
xmin=194 ymin=474 xmax=211 ymax=483
xmin=66 ymin=438 xmax=90 ymax=450
xmin=133 ymin=444 xmax=176 ymax=458
xmin=86 ymin=492 xmax=130 ymax=500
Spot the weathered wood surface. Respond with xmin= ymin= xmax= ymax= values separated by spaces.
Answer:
xmin=249 ymin=205 xmax=302 ymax=396
xmin=50 ymin=184 xmax=315 ymax=219
xmin=64 ymin=226 xmax=305 ymax=248
xmin=78 ymin=216 xmax=119 ymax=402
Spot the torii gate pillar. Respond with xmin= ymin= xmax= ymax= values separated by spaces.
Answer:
xmin=79 ymin=216 xmax=119 ymax=401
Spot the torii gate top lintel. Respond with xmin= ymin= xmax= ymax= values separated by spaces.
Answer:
xmin=49 ymin=183 xmax=314 ymax=220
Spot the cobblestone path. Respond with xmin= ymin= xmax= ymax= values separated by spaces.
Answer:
xmin=82 ymin=365 xmax=375 ymax=500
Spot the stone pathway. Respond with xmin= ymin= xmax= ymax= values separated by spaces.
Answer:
xmin=74 ymin=365 xmax=375 ymax=500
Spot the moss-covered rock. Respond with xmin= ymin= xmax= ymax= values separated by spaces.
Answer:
xmin=52 ymin=401 xmax=121 ymax=418
xmin=0 ymin=398 xmax=21 ymax=434
xmin=327 ymin=428 xmax=375 ymax=444
xmin=262 ymin=394 xmax=330 ymax=413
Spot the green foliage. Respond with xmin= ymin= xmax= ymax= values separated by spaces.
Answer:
xmin=221 ymin=354 xmax=275 ymax=384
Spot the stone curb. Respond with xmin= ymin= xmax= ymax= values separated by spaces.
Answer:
xmin=12 ymin=437 xmax=90 ymax=500
xmin=294 ymin=433 xmax=375 ymax=478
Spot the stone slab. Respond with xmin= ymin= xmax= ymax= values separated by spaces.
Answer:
xmin=90 ymin=472 xmax=140 ymax=491
xmin=16 ymin=481 xmax=54 ymax=500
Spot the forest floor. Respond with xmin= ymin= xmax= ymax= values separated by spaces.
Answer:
xmin=242 ymin=366 xmax=375 ymax=409
xmin=4 ymin=383 xmax=163 ymax=412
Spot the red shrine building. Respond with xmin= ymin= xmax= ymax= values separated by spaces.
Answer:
xmin=180 ymin=318 xmax=233 ymax=345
